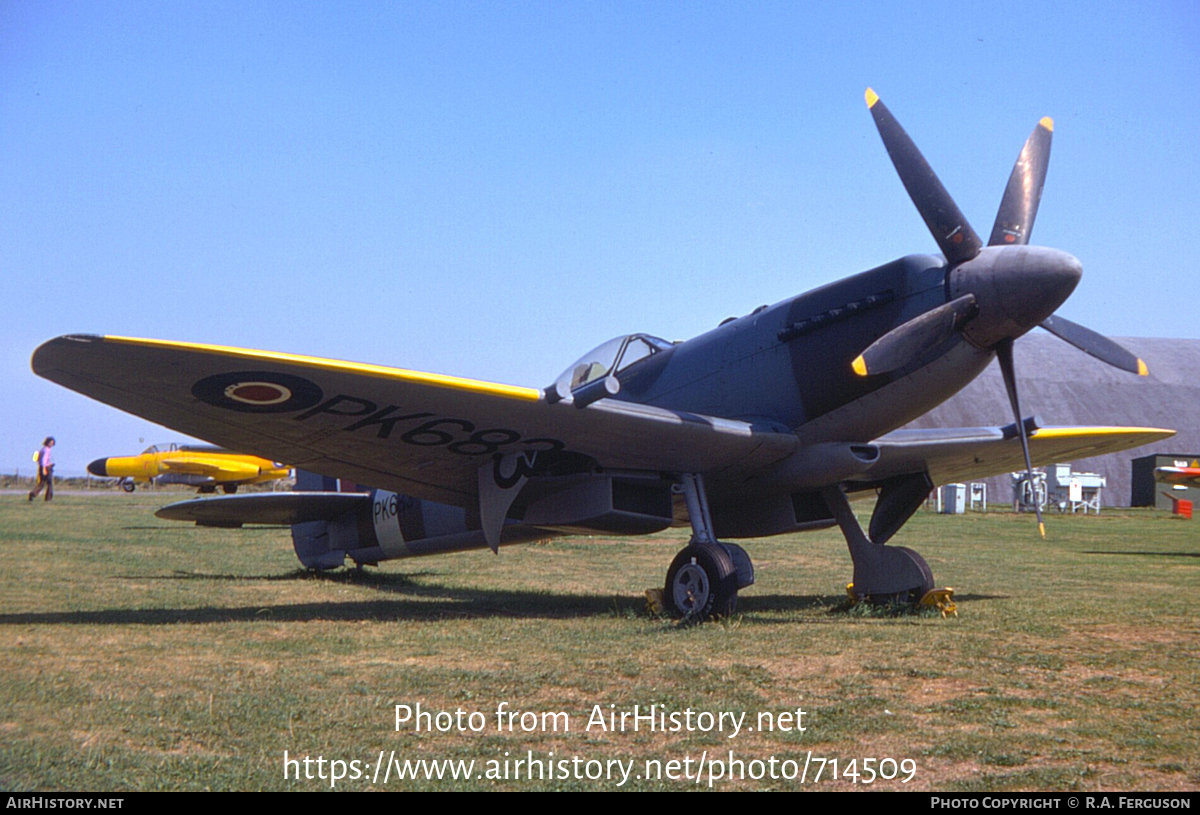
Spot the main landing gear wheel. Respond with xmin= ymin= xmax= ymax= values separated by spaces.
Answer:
xmin=664 ymin=542 xmax=739 ymax=620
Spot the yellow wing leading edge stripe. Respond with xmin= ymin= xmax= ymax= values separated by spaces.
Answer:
xmin=104 ymin=335 xmax=543 ymax=402
xmin=1030 ymin=426 xmax=1173 ymax=440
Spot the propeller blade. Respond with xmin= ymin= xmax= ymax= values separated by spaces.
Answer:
xmin=866 ymin=88 xmax=982 ymax=266
xmin=989 ymin=117 xmax=1054 ymax=246
xmin=852 ymin=294 xmax=978 ymax=376
xmin=1040 ymin=314 xmax=1149 ymax=375
xmin=996 ymin=339 xmax=1045 ymax=538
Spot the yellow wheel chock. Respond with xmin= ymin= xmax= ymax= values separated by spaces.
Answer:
xmin=919 ymin=587 xmax=957 ymax=617
xmin=844 ymin=583 xmax=957 ymax=617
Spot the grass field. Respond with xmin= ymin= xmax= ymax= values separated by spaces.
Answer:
xmin=1 ymin=492 xmax=1197 ymax=791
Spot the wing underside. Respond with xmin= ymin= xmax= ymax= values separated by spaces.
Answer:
xmin=33 ymin=335 xmax=799 ymax=506
xmin=155 ymin=492 xmax=369 ymax=526
xmin=862 ymin=424 xmax=1174 ymax=487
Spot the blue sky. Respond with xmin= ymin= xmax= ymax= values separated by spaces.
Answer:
xmin=4 ymin=1 xmax=1198 ymax=475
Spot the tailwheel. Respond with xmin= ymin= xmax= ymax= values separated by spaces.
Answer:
xmin=874 ymin=545 xmax=934 ymax=604
xmin=664 ymin=542 xmax=739 ymax=620
xmin=822 ymin=485 xmax=937 ymax=606
xmin=851 ymin=545 xmax=935 ymax=605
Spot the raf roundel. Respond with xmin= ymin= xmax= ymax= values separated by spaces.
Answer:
xmin=224 ymin=381 xmax=292 ymax=406
xmin=192 ymin=371 xmax=324 ymax=413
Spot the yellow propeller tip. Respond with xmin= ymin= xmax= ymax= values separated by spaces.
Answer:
xmin=1039 ymin=116 xmax=1054 ymax=132
xmin=865 ymin=88 xmax=879 ymax=109
xmin=1137 ymin=358 xmax=1149 ymax=376
xmin=1038 ymin=522 xmax=1046 ymax=539
xmin=851 ymin=355 xmax=869 ymax=376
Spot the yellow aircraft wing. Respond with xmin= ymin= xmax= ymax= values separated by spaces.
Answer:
xmin=32 ymin=334 xmax=800 ymax=506
xmin=158 ymin=455 xmax=268 ymax=482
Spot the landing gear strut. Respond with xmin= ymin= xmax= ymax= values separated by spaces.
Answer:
xmin=663 ymin=474 xmax=754 ymax=620
xmin=821 ymin=484 xmax=934 ymax=603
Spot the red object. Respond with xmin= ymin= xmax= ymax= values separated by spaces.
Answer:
xmin=1171 ymin=498 xmax=1193 ymax=519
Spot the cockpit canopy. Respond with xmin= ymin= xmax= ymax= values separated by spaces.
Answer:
xmin=550 ymin=333 xmax=675 ymax=402
xmin=140 ymin=443 xmax=224 ymax=455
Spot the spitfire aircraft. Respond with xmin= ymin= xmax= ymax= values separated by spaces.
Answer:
xmin=86 ymin=443 xmax=291 ymax=493
xmin=33 ymin=90 xmax=1172 ymax=620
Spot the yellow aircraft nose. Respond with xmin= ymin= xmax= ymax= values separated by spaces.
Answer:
xmin=87 ymin=458 xmax=110 ymax=477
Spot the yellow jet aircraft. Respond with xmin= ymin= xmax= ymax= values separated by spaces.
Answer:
xmin=87 ymin=443 xmax=291 ymax=493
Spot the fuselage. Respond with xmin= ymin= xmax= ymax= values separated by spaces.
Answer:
xmin=88 ymin=447 xmax=291 ymax=487
xmin=607 ymin=242 xmax=1079 ymax=451
xmin=611 ymin=254 xmax=982 ymax=441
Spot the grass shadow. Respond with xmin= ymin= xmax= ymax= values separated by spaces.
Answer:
xmin=0 ymin=582 xmax=634 ymax=626
xmin=1082 ymin=550 xmax=1200 ymax=558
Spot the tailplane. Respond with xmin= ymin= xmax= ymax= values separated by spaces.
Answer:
xmin=156 ymin=470 xmax=545 ymax=569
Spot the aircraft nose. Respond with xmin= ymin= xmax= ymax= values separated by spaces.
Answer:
xmin=1004 ymin=247 xmax=1081 ymax=324
xmin=951 ymin=245 xmax=1081 ymax=348
xmin=87 ymin=458 xmax=109 ymax=477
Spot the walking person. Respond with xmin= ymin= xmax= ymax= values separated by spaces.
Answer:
xmin=28 ymin=437 xmax=55 ymax=502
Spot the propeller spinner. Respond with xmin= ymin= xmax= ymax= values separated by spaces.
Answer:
xmin=855 ymin=88 xmax=1148 ymax=536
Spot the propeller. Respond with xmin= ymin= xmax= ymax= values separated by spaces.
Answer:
xmin=1039 ymin=314 xmax=1148 ymax=375
xmin=865 ymin=88 xmax=982 ymax=266
xmin=852 ymin=294 xmax=977 ymax=377
xmin=988 ymin=117 xmax=1053 ymax=247
xmin=996 ymin=338 xmax=1045 ymax=537
xmin=855 ymin=88 xmax=1150 ymax=535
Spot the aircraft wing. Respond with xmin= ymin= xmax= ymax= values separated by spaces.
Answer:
xmin=863 ymin=425 xmax=1174 ymax=486
xmin=156 ymin=492 xmax=369 ymax=526
xmin=32 ymin=335 xmax=799 ymax=505
xmin=158 ymin=455 xmax=264 ymax=481
xmin=1155 ymin=466 xmax=1200 ymax=488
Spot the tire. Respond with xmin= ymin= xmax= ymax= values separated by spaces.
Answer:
xmin=664 ymin=542 xmax=739 ymax=620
